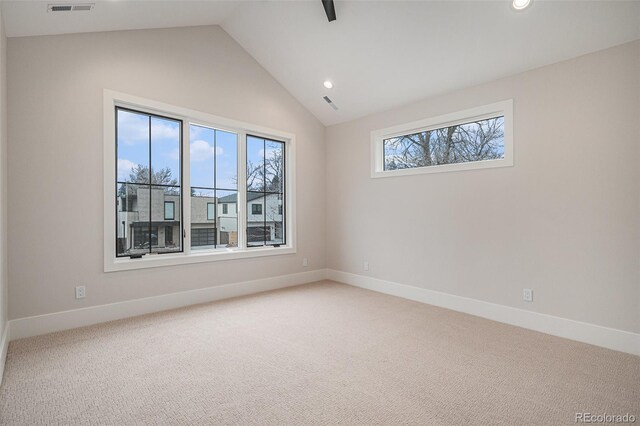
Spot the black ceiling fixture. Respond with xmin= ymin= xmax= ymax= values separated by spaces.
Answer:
xmin=322 ymin=0 xmax=336 ymax=22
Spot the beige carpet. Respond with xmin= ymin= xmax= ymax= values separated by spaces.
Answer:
xmin=0 ymin=281 xmax=638 ymax=425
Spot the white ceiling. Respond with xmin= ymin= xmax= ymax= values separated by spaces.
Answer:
xmin=2 ymin=1 xmax=640 ymax=126
xmin=1 ymin=1 xmax=240 ymax=37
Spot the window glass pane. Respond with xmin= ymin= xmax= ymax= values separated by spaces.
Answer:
xmin=247 ymin=191 xmax=266 ymax=246
xmin=151 ymin=116 xmax=181 ymax=186
xmin=116 ymin=108 xmax=182 ymax=257
xmin=216 ymin=130 xmax=238 ymax=190
xmin=189 ymin=124 xmax=215 ymax=189
xmin=150 ymin=186 xmax=181 ymax=254
xmin=191 ymin=188 xmax=215 ymax=250
xmin=264 ymin=140 xmax=284 ymax=193
xmin=119 ymin=184 xmax=152 ymax=256
xmin=217 ymin=190 xmax=238 ymax=248
xmin=117 ymin=110 xmax=150 ymax=184
xmin=246 ymin=136 xmax=265 ymax=192
xmin=116 ymin=183 xmax=149 ymax=256
xmin=246 ymin=136 xmax=286 ymax=247
xmin=189 ymin=125 xmax=238 ymax=252
xmin=265 ymin=193 xmax=284 ymax=245
xmin=133 ymin=224 xmax=157 ymax=252
xmin=383 ymin=116 xmax=505 ymax=171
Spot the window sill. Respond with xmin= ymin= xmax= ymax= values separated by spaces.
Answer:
xmin=105 ymin=245 xmax=296 ymax=272
xmin=371 ymin=157 xmax=513 ymax=178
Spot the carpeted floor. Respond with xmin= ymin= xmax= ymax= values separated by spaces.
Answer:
xmin=0 ymin=281 xmax=638 ymax=425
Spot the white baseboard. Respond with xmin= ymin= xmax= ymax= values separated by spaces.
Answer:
xmin=327 ymin=269 xmax=640 ymax=356
xmin=0 ymin=322 xmax=8 ymax=386
xmin=9 ymin=269 xmax=328 ymax=341
xmin=7 ymin=268 xmax=638 ymax=356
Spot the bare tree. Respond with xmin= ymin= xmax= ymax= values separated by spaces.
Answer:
xmin=247 ymin=148 xmax=284 ymax=193
xmin=384 ymin=117 xmax=504 ymax=170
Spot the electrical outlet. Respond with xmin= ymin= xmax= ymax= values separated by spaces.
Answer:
xmin=75 ymin=286 xmax=86 ymax=299
xmin=303 ymin=257 xmax=308 ymax=267
xmin=363 ymin=261 xmax=369 ymax=271
xmin=523 ymin=288 xmax=533 ymax=302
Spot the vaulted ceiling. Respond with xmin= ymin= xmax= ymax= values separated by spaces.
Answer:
xmin=3 ymin=1 xmax=639 ymax=125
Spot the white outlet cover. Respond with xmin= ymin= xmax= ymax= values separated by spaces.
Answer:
xmin=523 ymin=289 xmax=533 ymax=302
xmin=364 ymin=261 xmax=369 ymax=271
xmin=75 ymin=286 xmax=86 ymax=299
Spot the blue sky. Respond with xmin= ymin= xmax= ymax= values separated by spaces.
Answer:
xmin=117 ymin=110 xmax=239 ymax=190
xmin=189 ymin=124 xmax=237 ymax=190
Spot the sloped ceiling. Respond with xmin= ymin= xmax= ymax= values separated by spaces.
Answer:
xmin=3 ymin=1 xmax=639 ymax=126
xmin=223 ymin=1 xmax=640 ymax=125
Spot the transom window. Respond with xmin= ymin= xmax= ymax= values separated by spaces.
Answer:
xmin=105 ymin=90 xmax=295 ymax=271
xmin=383 ymin=116 xmax=505 ymax=170
xmin=371 ymin=100 xmax=513 ymax=177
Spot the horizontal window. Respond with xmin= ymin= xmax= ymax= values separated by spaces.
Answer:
xmin=104 ymin=90 xmax=296 ymax=272
xmin=371 ymin=100 xmax=513 ymax=178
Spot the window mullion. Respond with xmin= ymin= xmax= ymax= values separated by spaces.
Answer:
xmin=237 ymin=131 xmax=248 ymax=250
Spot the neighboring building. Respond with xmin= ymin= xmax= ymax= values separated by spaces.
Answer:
xmin=218 ymin=192 xmax=284 ymax=245
xmin=116 ymin=186 xmax=283 ymax=256
xmin=116 ymin=186 xmax=182 ymax=256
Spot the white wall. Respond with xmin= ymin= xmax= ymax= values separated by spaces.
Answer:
xmin=7 ymin=26 xmax=326 ymax=320
xmin=0 ymin=6 xmax=8 ymax=381
xmin=326 ymin=41 xmax=640 ymax=334
xmin=0 ymin=7 xmax=7 ymax=335
xmin=5 ymin=24 xmax=639 ymax=341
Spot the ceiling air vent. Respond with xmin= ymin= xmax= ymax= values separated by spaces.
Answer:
xmin=72 ymin=4 xmax=94 ymax=11
xmin=323 ymin=96 xmax=339 ymax=111
xmin=48 ymin=4 xmax=95 ymax=12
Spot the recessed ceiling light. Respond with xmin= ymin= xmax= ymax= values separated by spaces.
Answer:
xmin=323 ymin=80 xmax=333 ymax=89
xmin=512 ymin=0 xmax=531 ymax=10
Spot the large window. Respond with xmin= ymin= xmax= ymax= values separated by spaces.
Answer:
xmin=105 ymin=90 xmax=295 ymax=271
xmin=371 ymin=100 xmax=513 ymax=177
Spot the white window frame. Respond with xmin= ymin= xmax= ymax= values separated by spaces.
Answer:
xmin=371 ymin=99 xmax=513 ymax=178
xmin=104 ymin=89 xmax=296 ymax=272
